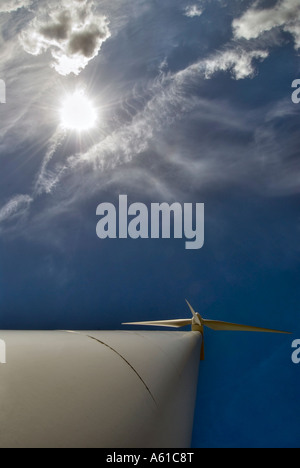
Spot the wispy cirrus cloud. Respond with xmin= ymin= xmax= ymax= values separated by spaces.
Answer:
xmin=34 ymin=128 xmax=66 ymax=195
xmin=0 ymin=195 xmax=32 ymax=226
xmin=0 ymin=40 xmax=276 ymax=233
xmin=29 ymin=58 xmax=258 ymax=205
xmin=19 ymin=0 xmax=111 ymax=75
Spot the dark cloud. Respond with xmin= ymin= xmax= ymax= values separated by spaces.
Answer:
xmin=40 ymin=11 xmax=72 ymax=41
xmin=19 ymin=0 xmax=111 ymax=75
xmin=68 ymin=24 xmax=108 ymax=58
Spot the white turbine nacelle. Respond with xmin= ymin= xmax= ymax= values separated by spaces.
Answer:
xmin=0 ymin=329 xmax=201 ymax=448
xmin=0 ymin=301 xmax=291 ymax=448
xmin=0 ymin=339 xmax=6 ymax=364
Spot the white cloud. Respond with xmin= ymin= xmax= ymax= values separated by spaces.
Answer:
xmin=203 ymin=48 xmax=269 ymax=80
xmin=19 ymin=0 xmax=111 ymax=75
xmin=0 ymin=0 xmax=32 ymax=13
xmin=0 ymin=195 xmax=32 ymax=225
xmin=34 ymin=128 xmax=66 ymax=195
xmin=184 ymin=5 xmax=203 ymax=18
xmin=233 ymin=0 xmax=300 ymax=49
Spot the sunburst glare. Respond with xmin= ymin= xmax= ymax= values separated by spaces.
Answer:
xmin=60 ymin=90 xmax=97 ymax=132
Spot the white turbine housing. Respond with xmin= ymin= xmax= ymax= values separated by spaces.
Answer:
xmin=0 ymin=330 xmax=201 ymax=448
xmin=0 ymin=300 xmax=291 ymax=448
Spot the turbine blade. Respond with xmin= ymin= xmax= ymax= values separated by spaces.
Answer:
xmin=123 ymin=319 xmax=192 ymax=329
xmin=203 ymin=319 xmax=292 ymax=334
xmin=185 ymin=300 xmax=201 ymax=326
xmin=185 ymin=300 xmax=197 ymax=319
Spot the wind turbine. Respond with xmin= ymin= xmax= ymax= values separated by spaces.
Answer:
xmin=123 ymin=300 xmax=292 ymax=360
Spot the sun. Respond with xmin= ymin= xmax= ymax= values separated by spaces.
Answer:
xmin=60 ymin=91 xmax=97 ymax=132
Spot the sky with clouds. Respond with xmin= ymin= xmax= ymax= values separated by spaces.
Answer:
xmin=0 ymin=0 xmax=299 ymax=448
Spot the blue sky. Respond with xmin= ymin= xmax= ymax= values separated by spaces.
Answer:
xmin=0 ymin=0 xmax=299 ymax=448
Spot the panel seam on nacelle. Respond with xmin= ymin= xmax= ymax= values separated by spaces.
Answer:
xmin=85 ymin=334 xmax=157 ymax=407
